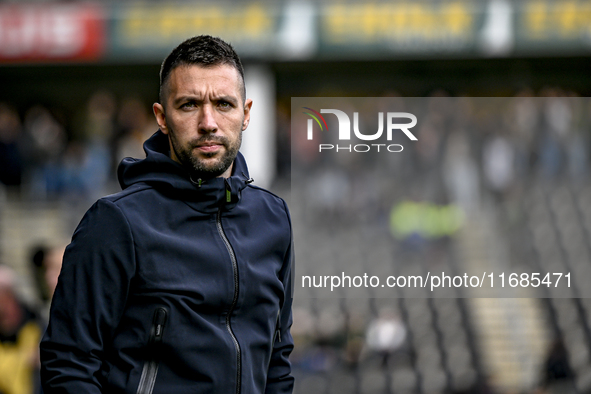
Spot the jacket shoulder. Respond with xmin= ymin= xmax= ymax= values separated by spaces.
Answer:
xmin=245 ymin=184 xmax=291 ymax=216
xmin=245 ymin=184 xmax=288 ymax=207
xmin=102 ymin=183 xmax=153 ymax=205
xmin=74 ymin=184 xmax=153 ymax=235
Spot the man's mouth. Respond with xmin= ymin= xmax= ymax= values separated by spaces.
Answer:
xmin=196 ymin=142 xmax=224 ymax=153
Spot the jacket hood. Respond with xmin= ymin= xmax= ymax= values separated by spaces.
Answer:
xmin=117 ymin=130 xmax=251 ymax=212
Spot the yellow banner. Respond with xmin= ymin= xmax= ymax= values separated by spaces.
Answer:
xmin=523 ymin=0 xmax=591 ymax=39
xmin=322 ymin=2 xmax=474 ymax=45
xmin=119 ymin=3 xmax=275 ymax=47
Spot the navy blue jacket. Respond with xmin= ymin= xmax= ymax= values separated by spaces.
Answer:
xmin=40 ymin=131 xmax=294 ymax=394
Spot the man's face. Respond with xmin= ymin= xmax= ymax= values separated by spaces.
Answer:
xmin=153 ymin=64 xmax=252 ymax=179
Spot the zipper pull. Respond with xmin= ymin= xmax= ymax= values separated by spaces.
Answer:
xmin=189 ymin=176 xmax=203 ymax=188
xmin=225 ymin=179 xmax=232 ymax=203
xmin=153 ymin=307 xmax=168 ymax=343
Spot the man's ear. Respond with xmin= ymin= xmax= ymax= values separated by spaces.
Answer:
xmin=153 ymin=103 xmax=169 ymax=134
xmin=242 ymin=99 xmax=253 ymax=131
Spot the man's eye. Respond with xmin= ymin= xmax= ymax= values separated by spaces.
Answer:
xmin=181 ymin=102 xmax=195 ymax=109
xmin=219 ymin=102 xmax=231 ymax=109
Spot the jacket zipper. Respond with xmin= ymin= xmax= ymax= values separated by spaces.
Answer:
xmin=266 ymin=309 xmax=282 ymax=373
xmin=216 ymin=208 xmax=241 ymax=394
xmin=136 ymin=307 xmax=168 ymax=394
xmin=274 ymin=309 xmax=282 ymax=344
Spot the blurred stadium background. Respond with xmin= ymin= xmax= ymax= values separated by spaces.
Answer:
xmin=1 ymin=1 xmax=591 ymax=393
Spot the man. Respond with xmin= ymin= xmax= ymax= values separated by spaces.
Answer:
xmin=40 ymin=35 xmax=294 ymax=394
xmin=0 ymin=265 xmax=43 ymax=394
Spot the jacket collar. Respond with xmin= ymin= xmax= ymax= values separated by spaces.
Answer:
xmin=117 ymin=130 xmax=250 ymax=213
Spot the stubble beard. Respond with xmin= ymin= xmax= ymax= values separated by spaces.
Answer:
xmin=169 ymin=127 xmax=242 ymax=179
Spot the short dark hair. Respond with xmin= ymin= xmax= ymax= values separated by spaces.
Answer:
xmin=159 ymin=35 xmax=245 ymax=104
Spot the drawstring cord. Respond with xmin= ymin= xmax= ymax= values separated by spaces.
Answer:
xmin=242 ymin=172 xmax=254 ymax=184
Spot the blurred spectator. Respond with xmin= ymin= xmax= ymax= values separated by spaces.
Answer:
xmin=566 ymin=130 xmax=588 ymax=180
xmin=30 ymin=246 xmax=49 ymax=304
xmin=43 ymin=245 xmax=65 ymax=301
xmin=390 ymin=199 xmax=464 ymax=249
xmin=443 ymin=129 xmax=480 ymax=214
xmin=365 ymin=308 xmax=407 ymax=368
xmin=482 ymin=132 xmax=515 ymax=203
xmin=511 ymin=91 xmax=538 ymax=179
xmin=539 ymin=92 xmax=572 ymax=178
xmin=19 ymin=105 xmax=67 ymax=200
xmin=0 ymin=265 xmax=42 ymax=394
xmin=305 ymin=165 xmax=351 ymax=226
xmin=30 ymin=243 xmax=65 ymax=304
xmin=62 ymin=91 xmax=117 ymax=200
xmin=79 ymin=90 xmax=116 ymax=144
xmin=114 ymin=96 xmax=157 ymax=166
xmin=0 ymin=103 xmax=23 ymax=190
xmin=57 ymin=91 xmax=120 ymax=201
xmin=60 ymin=141 xmax=94 ymax=199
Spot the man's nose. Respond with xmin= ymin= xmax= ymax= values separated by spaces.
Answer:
xmin=199 ymin=105 xmax=218 ymax=133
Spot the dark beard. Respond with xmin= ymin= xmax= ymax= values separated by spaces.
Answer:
xmin=169 ymin=128 xmax=242 ymax=179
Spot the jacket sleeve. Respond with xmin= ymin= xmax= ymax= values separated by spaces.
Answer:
xmin=40 ymin=199 xmax=136 ymax=393
xmin=265 ymin=201 xmax=295 ymax=394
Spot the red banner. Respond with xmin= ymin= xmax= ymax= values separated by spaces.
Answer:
xmin=0 ymin=3 xmax=105 ymax=62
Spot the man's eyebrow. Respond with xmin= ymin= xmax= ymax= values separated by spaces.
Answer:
xmin=172 ymin=95 xmax=239 ymax=106
xmin=173 ymin=96 xmax=202 ymax=106
xmin=215 ymin=95 xmax=239 ymax=105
